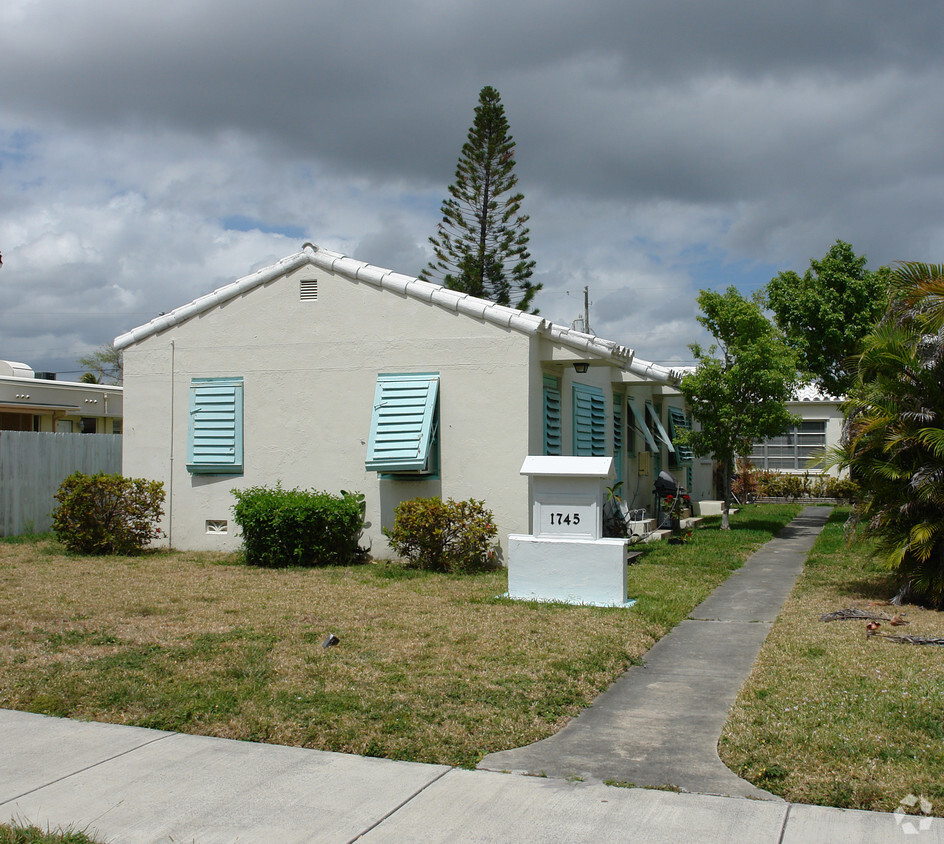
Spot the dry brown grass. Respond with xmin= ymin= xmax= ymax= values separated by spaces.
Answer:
xmin=719 ymin=509 xmax=944 ymax=813
xmin=0 ymin=540 xmax=656 ymax=766
xmin=0 ymin=505 xmax=801 ymax=769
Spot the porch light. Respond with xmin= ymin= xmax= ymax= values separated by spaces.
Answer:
xmin=573 ymin=362 xmax=590 ymax=373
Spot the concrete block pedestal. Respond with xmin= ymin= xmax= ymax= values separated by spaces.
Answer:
xmin=507 ymin=534 xmax=633 ymax=607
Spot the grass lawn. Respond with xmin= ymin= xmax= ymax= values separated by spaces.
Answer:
xmin=719 ymin=507 xmax=944 ymax=813
xmin=0 ymin=505 xmax=801 ymax=769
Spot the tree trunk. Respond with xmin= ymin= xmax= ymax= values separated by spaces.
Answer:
xmin=721 ymin=456 xmax=732 ymax=530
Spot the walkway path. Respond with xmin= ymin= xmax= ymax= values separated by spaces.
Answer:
xmin=478 ymin=506 xmax=832 ymax=798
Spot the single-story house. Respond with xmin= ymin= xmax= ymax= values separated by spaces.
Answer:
xmin=0 ymin=361 xmax=123 ymax=434
xmin=114 ymin=244 xmax=712 ymax=555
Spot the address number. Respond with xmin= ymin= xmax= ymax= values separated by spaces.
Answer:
xmin=549 ymin=512 xmax=581 ymax=526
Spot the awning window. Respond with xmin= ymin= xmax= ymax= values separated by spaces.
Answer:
xmin=646 ymin=400 xmax=675 ymax=454
xmin=627 ymin=396 xmax=658 ymax=452
xmin=668 ymin=406 xmax=694 ymax=463
xmin=366 ymin=373 xmax=440 ymax=474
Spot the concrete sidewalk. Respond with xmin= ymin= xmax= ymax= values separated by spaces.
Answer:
xmin=479 ymin=506 xmax=833 ymax=797
xmin=1 ymin=709 xmax=940 ymax=843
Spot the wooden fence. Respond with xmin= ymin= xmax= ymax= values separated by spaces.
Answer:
xmin=0 ymin=431 xmax=121 ymax=537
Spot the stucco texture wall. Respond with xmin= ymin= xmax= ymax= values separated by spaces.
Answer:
xmin=122 ymin=263 xmax=533 ymax=556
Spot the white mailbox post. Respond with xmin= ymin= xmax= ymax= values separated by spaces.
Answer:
xmin=507 ymin=456 xmax=633 ymax=607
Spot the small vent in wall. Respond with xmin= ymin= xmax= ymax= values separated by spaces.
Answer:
xmin=300 ymin=279 xmax=318 ymax=300
xmin=206 ymin=520 xmax=228 ymax=534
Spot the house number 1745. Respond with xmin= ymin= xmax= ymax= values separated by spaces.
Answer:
xmin=550 ymin=512 xmax=581 ymax=526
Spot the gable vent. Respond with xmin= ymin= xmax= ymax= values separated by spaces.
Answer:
xmin=300 ymin=279 xmax=318 ymax=300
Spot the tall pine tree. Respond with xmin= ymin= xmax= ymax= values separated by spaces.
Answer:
xmin=420 ymin=86 xmax=540 ymax=311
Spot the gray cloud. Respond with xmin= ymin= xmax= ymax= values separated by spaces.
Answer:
xmin=1 ymin=0 xmax=942 ymax=374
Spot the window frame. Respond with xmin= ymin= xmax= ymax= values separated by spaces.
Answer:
xmin=749 ymin=419 xmax=828 ymax=471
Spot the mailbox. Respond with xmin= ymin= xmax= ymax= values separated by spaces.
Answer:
xmin=508 ymin=455 xmax=633 ymax=607
xmin=520 ymin=455 xmax=613 ymax=540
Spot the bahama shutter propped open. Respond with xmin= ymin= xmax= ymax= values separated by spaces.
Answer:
xmin=365 ymin=373 xmax=440 ymax=475
xmin=668 ymin=407 xmax=694 ymax=463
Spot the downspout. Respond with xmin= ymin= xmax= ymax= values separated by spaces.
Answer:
xmin=168 ymin=340 xmax=175 ymax=548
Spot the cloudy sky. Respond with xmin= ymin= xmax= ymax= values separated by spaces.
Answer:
xmin=2 ymin=0 xmax=942 ymax=377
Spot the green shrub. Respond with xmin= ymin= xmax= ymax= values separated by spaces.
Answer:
xmin=51 ymin=471 xmax=165 ymax=555
xmin=384 ymin=497 xmax=498 ymax=573
xmin=231 ymin=485 xmax=366 ymax=567
xmin=755 ymin=470 xmax=858 ymax=502
xmin=825 ymin=476 xmax=859 ymax=503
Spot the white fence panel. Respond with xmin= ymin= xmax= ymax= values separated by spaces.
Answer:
xmin=0 ymin=432 xmax=122 ymax=536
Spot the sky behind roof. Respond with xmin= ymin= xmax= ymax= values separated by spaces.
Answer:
xmin=2 ymin=0 xmax=942 ymax=377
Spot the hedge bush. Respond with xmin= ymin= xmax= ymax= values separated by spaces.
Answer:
xmin=751 ymin=469 xmax=859 ymax=502
xmin=384 ymin=497 xmax=498 ymax=573
xmin=51 ymin=471 xmax=165 ymax=555
xmin=231 ymin=485 xmax=366 ymax=567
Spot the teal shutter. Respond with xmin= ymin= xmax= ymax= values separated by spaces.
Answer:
xmin=543 ymin=376 xmax=562 ymax=455
xmin=613 ymin=393 xmax=624 ymax=482
xmin=187 ymin=378 xmax=244 ymax=474
xmin=668 ymin=407 xmax=694 ymax=463
xmin=573 ymin=383 xmax=605 ymax=456
xmin=366 ymin=373 xmax=440 ymax=473
xmin=627 ymin=396 xmax=658 ymax=452
xmin=646 ymin=400 xmax=675 ymax=453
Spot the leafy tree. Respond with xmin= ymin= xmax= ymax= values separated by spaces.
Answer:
xmin=420 ymin=86 xmax=540 ymax=311
xmin=835 ymin=262 xmax=944 ymax=606
xmin=765 ymin=240 xmax=890 ymax=397
xmin=78 ymin=343 xmax=122 ymax=385
xmin=680 ymin=288 xmax=798 ymax=529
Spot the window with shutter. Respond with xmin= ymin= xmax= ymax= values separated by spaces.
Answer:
xmin=187 ymin=378 xmax=244 ymax=474
xmin=365 ymin=373 xmax=440 ymax=475
xmin=668 ymin=406 xmax=694 ymax=465
xmin=627 ymin=396 xmax=658 ymax=452
xmin=646 ymin=400 xmax=675 ymax=454
xmin=613 ymin=392 xmax=624 ymax=482
xmin=573 ymin=383 xmax=605 ymax=456
xmin=543 ymin=375 xmax=562 ymax=455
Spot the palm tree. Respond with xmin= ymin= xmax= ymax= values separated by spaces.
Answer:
xmin=838 ymin=262 xmax=944 ymax=606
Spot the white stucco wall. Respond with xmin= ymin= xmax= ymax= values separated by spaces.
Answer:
xmin=122 ymin=263 xmax=534 ymax=556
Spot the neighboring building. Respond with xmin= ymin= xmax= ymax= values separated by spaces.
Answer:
xmin=115 ymin=244 xmax=711 ymax=554
xmin=747 ymin=384 xmax=845 ymax=476
xmin=0 ymin=361 xmax=123 ymax=434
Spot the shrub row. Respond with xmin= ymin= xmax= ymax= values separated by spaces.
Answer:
xmin=733 ymin=465 xmax=859 ymax=503
xmin=50 ymin=473 xmax=497 ymax=576
xmin=231 ymin=485 xmax=366 ymax=567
